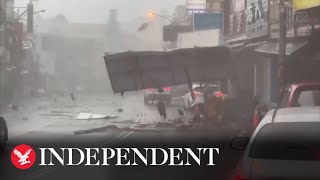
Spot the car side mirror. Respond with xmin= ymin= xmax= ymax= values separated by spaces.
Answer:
xmin=230 ymin=137 xmax=250 ymax=150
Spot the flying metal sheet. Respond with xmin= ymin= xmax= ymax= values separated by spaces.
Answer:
xmin=104 ymin=46 xmax=235 ymax=94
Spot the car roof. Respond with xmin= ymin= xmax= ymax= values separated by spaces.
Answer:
xmin=262 ymin=107 xmax=320 ymax=124
xmin=289 ymin=83 xmax=320 ymax=89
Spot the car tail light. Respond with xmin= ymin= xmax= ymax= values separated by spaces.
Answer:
xmin=233 ymin=174 xmax=249 ymax=180
xmin=252 ymin=109 xmax=261 ymax=130
xmin=163 ymin=87 xmax=171 ymax=92
xmin=229 ymin=162 xmax=249 ymax=180
xmin=194 ymin=91 xmax=201 ymax=97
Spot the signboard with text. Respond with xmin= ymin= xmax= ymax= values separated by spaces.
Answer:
xmin=226 ymin=0 xmax=246 ymax=37
xmin=245 ymin=0 xmax=268 ymax=39
xmin=193 ymin=13 xmax=224 ymax=31
xmin=187 ymin=0 xmax=206 ymax=15
xmin=22 ymin=41 xmax=32 ymax=49
xmin=293 ymin=0 xmax=320 ymax=11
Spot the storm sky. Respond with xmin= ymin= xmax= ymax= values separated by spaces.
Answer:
xmin=15 ymin=0 xmax=185 ymax=23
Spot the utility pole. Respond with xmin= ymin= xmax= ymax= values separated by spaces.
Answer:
xmin=278 ymin=0 xmax=288 ymax=96
xmin=0 ymin=0 xmax=6 ymax=113
xmin=267 ymin=0 xmax=271 ymax=41
xmin=27 ymin=3 xmax=34 ymax=33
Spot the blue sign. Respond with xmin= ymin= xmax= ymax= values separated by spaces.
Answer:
xmin=193 ymin=13 xmax=224 ymax=31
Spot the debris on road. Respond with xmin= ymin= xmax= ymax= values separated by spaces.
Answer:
xmin=51 ymin=111 xmax=72 ymax=114
xmin=178 ymin=109 xmax=184 ymax=116
xmin=76 ymin=113 xmax=118 ymax=120
xmin=40 ymin=114 xmax=74 ymax=118
xmin=74 ymin=125 xmax=130 ymax=135
xmin=117 ymin=108 xmax=124 ymax=113
xmin=111 ymin=120 xmax=138 ymax=124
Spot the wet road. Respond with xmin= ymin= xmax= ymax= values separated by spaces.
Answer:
xmin=0 ymin=92 xmax=245 ymax=180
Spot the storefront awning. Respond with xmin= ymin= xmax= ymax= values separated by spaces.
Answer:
xmin=104 ymin=47 xmax=235 ymax=94
xmin=254 ymin=40 xmax=309 ymax=56
xmin=293 ymin=0 xmax=320 ymax=11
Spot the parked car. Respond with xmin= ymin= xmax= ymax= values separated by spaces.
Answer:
xmin=278 ymin=83 xmax=320 ymax=108
xmin=230 ymin=107 xmax=320 ymax=179
xmin=252 ymin=83 xmax=320 ymax=130
xmin=183 ymin=84 xmax=219 ymax=109
xmin=144 ymin=87 xmax=172 ymax=104
xmin=0 ymin=117 xmax=8 ymax=151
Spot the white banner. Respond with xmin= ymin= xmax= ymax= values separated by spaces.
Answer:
xmin=187 ymin=0 xmax=206 ymax=10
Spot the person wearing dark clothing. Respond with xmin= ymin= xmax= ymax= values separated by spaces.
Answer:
xmin=157 ymin=100 xmax=167 ymax=119
xmin=70 ymin=92 xmax=76 ymax=102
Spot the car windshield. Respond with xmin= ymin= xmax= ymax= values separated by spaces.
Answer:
xmin=250 ymin=122 xmax=320 ymax=161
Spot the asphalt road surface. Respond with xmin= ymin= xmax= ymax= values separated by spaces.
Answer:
xmin=0 ymin=92 xmax=245 ymax=180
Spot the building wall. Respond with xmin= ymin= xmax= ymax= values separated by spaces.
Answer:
xmin=232 ymin=47 xmax=275 ymax=108
xmin=35 ymin=19 xmax=110 ymax=94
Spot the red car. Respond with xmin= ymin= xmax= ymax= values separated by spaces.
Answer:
xmin=278 ymin=83 xmax=320 ymax=108
xmin=252 ymin=83 xmax=320 ymax=130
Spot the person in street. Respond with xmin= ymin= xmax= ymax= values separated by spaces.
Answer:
xmin=157 ymin=99 xmax=167 ymax=120
xmin=70 ymin=92 xmax=76 ymax=102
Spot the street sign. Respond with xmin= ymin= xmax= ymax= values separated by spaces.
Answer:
xmin=187 ymin=9 xmax=205 ymax=15
xmin=193 ymin=13 xmax=224 ymax=31
xmin=187 ymin=0 xmax=206 ymax=15
xmin=226 ymin=0 xmax=246 ymax=37
xmin=245 ymin=0 xmax=268 ymax=39
xmin=22 ymin=40 xmax=32 ymax=49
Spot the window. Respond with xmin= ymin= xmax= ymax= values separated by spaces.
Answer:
xmin=250 ymin=123 xmax=320 ymax=161
xmin=296 ymin=90 xmax=320 ymax=107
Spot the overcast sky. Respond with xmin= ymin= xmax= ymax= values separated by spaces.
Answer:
xmin=15 ymin=0 xmax=185 ymax=23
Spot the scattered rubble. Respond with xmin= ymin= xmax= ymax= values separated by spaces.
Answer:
xmin=76 ymin=113 xmax=117 ymax=120
xmin=40 ymin=114 xmax=74 ymax=118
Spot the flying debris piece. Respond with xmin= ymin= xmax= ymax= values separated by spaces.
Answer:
xmin=138 ymin=23 xmax=149 ymax=31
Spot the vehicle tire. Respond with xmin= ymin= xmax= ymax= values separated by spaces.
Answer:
xmin=0 ymin=117 xmax=8 ymax=151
